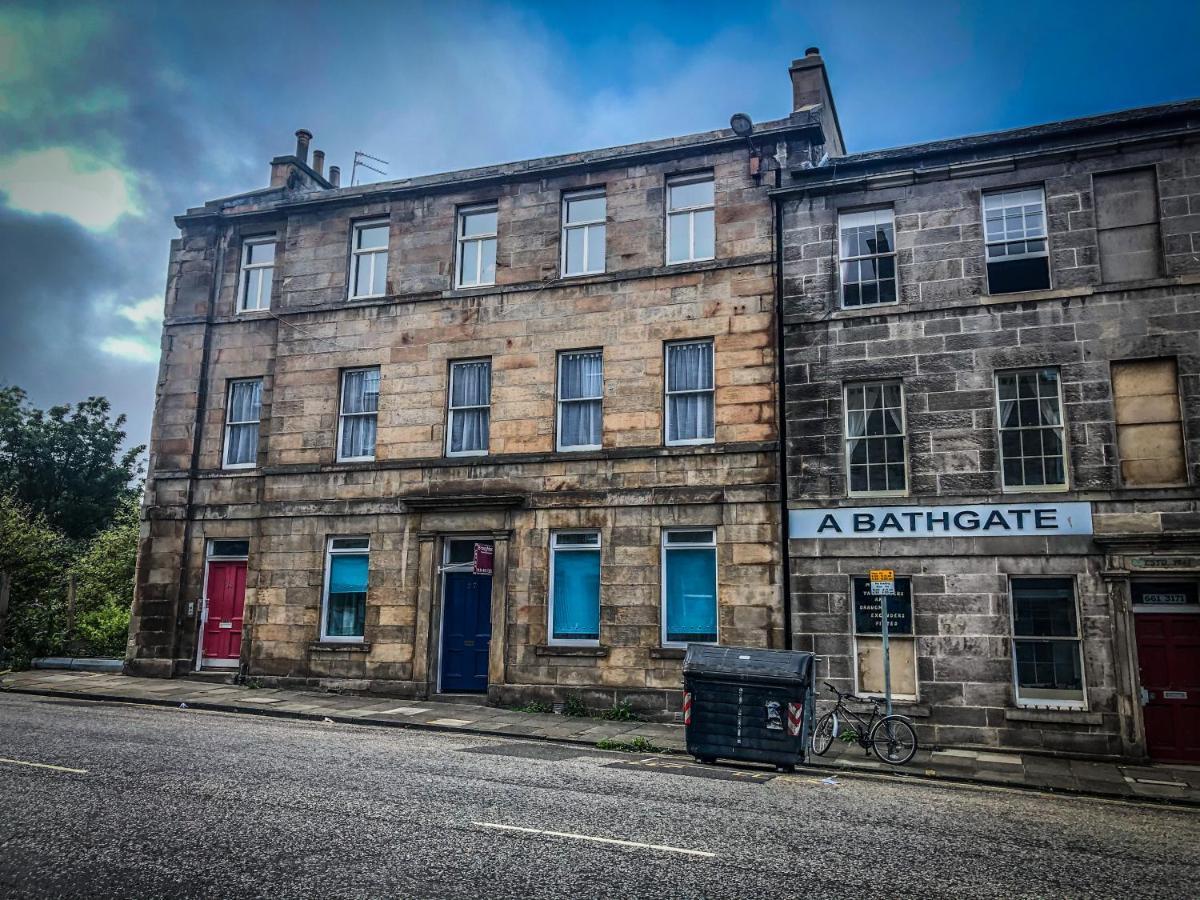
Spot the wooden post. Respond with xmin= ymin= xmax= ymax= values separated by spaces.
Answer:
xmin=0 ymin=571 xmax=11 ymax=647
xmin=65 ymin=573 xmax=77 ymax=638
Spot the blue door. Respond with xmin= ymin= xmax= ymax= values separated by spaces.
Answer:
xmin=441 ymin=571 xmax=492 ymax=692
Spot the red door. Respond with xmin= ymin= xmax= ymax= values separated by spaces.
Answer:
xmin=203 ymin=561 xmax=247 ymax=663
xmin=1135 ymin=614 xmax=1200 ymax=763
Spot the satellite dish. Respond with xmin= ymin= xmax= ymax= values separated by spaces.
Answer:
xmin=730 ymin=112 xmax=754 ymax=138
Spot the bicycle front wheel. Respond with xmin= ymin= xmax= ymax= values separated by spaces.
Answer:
xmin=869 ymin=715 xmax=918 ymax=765
xmin=811 ymin=712 xmax=836 ymax=756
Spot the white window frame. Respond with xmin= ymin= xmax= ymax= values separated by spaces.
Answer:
xmin=548 ymin=531 xmax=602 ymax=647
xmin=994 ymin=367 xmax=1069 ymax=493
xmin=660 ymin=528 xmax=718 ymax=649
xmin=337 ymin=367 xmax=380 ymax=463
xmin=561 ymin=189 xmax=606 ymax=277
xmin=222 ymin=378 xmax=262 ymax=470
xmin=982 ymin=186 xmax=1052 ymax=294
xmin=843 ymin=380 xmax=908 ymax=498
xmin=666 ymin=173 xmax=715 ymax=265
xmin=664 ymin=338 xmax=716 ymax=447
xmin=556 ymin=349 xmax=603 ymax=452
xmin=320 ymin=536 xmax=370 ymax=644
xmin=349 ymin=219 xmax=389 ymax=301
xmin=837 ymin=208 xmax=898 ymax=309
xmin=237 ymin=236 xmax=275 ymax=312
xmin=456 ymin=203 xmax=498 ymax=288
xmin=1008 ymin=576 xmax=1088 ymax=710
xmin=446 ymin=357 xmax=491 ymax=458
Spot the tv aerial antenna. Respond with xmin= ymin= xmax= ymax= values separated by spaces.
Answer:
xmin=351 ymin=150 xmax=389 ymax=186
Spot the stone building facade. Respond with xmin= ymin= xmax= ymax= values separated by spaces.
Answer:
xmin=125 ymin=55 xmax=843 ymax=714
xmin=780 ymin=101 xmax=1200 ymax=760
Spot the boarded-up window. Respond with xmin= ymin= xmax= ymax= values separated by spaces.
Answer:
xmin=1094 ymin=168 xmax=1161 ymax=283
xmin=1112 ymin=358 xmax=1187 ymax=485
xmin=852 ymin=576 xmax=917 ymax=698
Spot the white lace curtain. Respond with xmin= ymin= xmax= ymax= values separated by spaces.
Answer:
xmin=559 ymin=351 xmax=602 ymax=448
xmin=225 ymin=380 xmax=261 ymax=465
xmin=450 ymin=361 xmax=491 ymax=453
xmin=666 ymin=342 xmax=714 ymax=442
xmin=340 ymin=369 xmax=379 ymax=459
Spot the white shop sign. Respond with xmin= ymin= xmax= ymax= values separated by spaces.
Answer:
xmin=790 ymin=502 xmax=1092 ymax=539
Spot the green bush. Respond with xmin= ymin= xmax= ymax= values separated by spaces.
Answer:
xmin=600 ymin=699 xmax=637 ymax=721
xmin=596 ymin=736 xmax=665 ymax=754
xmin=562 ymin=694 xmax=588 ymax=717
xmin=68 ymin=495 xmax=137 ymax=657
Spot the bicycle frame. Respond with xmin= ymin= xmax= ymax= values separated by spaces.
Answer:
xmin=826 ymin=697 xmax=882 ymax=752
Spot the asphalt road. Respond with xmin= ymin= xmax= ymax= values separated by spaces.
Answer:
xmin=0 ymin=694 xmax=1197 ymax=899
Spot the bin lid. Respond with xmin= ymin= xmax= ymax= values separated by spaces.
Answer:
xmin=682 ymin=645 xmax=814 ymax=683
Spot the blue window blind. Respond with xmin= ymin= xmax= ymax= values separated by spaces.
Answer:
xmin=326 ymin=553 xmax=368 ymax=637
xmin=552 ymin=550 xmax=600 ymax=640
xmin=665 ymin=548 xmax=716 ymax=643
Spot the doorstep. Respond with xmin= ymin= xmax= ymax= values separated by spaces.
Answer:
xmin=3 ymin=669 xmax=1198 ymax=807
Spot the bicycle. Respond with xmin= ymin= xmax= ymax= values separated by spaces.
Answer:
xmin=810 ymin=682 xmax=918 ymax=765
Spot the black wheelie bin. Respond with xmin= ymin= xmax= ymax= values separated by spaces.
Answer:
xmin=682 ymin=645 xmax=815 ymax=772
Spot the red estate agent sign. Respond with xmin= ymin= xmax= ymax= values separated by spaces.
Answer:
xmin=473 ymin=543 xmax=494 ymax=575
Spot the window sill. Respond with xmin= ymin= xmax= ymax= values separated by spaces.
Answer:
xmin=649 ymin=648 xmax=686 ymax=660
xmin=534 ymin=645 xmax=609 ymax=658
xmin=309 ymin=641 xmax=371 ymax=653
xmin=1005 ymin=708 xmax=1100 ymax=725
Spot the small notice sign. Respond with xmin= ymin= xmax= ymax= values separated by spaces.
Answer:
xmin=473 ymin=543 xmax=494 ymax=576
xmin=869 ymin=569 xmax=895 ymax=596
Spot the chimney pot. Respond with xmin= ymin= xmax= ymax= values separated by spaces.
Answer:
xmin=805 ymin=46 xmax=820 ymax=57
xmin=329 ymin=166 xmax=341 ymax=188
xmin=312 ymin=149 xmax=325 ymax=176
xmin=294 ymin=129 xmax=313 ymax=164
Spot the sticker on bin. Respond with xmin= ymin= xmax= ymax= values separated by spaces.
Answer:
xmin=787 ymin=703 xmax=803 ymax=736
xmin=682 ymin=691 xmax=693 ymax=725
xmin=765 ymin=700 xmax=784 ymax=731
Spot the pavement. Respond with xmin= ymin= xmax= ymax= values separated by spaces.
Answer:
xmin=1 ymin=692 xmax=1198 ymax=899
xmin=3 ymin=668 xmax=1199 ymax=807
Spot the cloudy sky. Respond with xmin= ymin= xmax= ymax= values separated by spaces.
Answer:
xmin=2 ymin=0 xmax=1198 ymax=450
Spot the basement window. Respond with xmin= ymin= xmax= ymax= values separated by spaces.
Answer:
xmin=549 ymin=531 xmax=601 ymax=644
xmin=661 ymin=529 xmax=717 ymax=647
xmin=1010 ymin=577 xmax=1085 ymax=708
xmin=983 ymin=187 xmax=1051 ymax=294
xmin=322 ymin=537 xmax=370 ymax=642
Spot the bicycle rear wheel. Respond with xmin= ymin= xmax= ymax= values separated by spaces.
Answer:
xmin=811 ymin=712 xmax=836 ymax=756
xmin=869 ymin=715 xmax=918 ymax=765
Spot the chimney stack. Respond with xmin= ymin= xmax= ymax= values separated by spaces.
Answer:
xmin=788 ymin=48 xmax=826 ymax=113
xmin=294 ymin=129 xmax=312 ymax=164
xmin=329 ymin=166 xmax=341 ymax=188
xmin=312 ymin=149 xmax=325 ymax=176
xmin=787 ymin=48 xmax=845 ymax=156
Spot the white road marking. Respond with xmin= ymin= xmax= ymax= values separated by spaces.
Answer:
xmin=471 ymin=822 xmax=716 ymax=857
xmin=0 ymin=757 xmax=88 ymax=774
